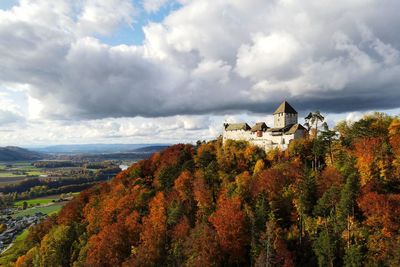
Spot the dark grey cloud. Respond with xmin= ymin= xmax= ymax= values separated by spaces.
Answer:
xmin=1 ymin=0 xmax=400 ymax=121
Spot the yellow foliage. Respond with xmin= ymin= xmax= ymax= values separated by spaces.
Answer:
xmin=253 ymin=159 xmax=264 ymax=175
xmin=388 ymin=118 xmax=400 ymax=137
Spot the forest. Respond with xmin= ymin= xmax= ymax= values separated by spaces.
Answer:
xmin=9 ymin=112 xmax=400 ymax=267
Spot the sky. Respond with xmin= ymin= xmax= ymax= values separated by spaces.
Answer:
xmin=0 ymin=0 xmax=400 ymax=146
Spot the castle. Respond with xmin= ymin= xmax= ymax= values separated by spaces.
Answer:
xmin=222 ymin=101 xmax=307 ymax=151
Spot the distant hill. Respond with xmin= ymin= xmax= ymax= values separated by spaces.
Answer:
xmin=30 ymin=143 xmax=170 ymax=154
xmin=130 ymin=145 xmax=169 ymax=153
xmin=0 ymin=146 xmax=44 ymax=161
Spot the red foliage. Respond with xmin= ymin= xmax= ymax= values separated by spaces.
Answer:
xmin=124 ymin=211 xmax=142 ymax=245
xmin=209 ymin=194 xmax=248 ymax=263
xmin=193 ymin=170 xmax=213 ymax=217
xmin=184 ymin=223 xmax=221 ymax=267
xmin=174 ymin=171 xmax=193 ymax=203
xmin=86 ymin=222 xmax=131 ymax=267
xmin=358 ymin=192 xmax=400 ymax=236
xmin=275 ymin=239 xmax=295 ymax=267
xmin=172 ymin=216 xmax=191 ymax=242
xmin=251 ymin=162 xmax=301 ymax=201
xmin=354 ymin=137 xmax=382 ymax=185
xmin=316 ymin=166 xmax=343 ymax=198
xmin=134 ymin=192 xmax=167 ymax=265
xmin=58 ymin=183 xmax=109 ymax=226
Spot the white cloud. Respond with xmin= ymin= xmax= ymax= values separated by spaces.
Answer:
xmin=236 ymin=32 xmax=301 ymax=81
xmin=0 ymin=0 xmax=400 ymax=144
xmin=143 ymin=0 xmax=171 ymax=13
xmin=77 ymin=0 xmax=136 ymax=35
xmin=0 ymin=91 xmax=25 ymax=125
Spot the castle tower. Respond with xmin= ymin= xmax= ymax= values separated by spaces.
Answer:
xmin=273 ymin=101 xmax=298 ymax=128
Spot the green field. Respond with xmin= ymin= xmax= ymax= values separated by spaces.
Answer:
xmin=26 ymin=170 xmax=44 ymax=176
xmin=12 ymin=203 xmax=64 ymax=218
xmin=0 ymin=162 xmax=45 ymax=187
xmin=0 ymin=172 xmax=25 ymax=178
xmin=14 ymin=197 xmax=57 ymax=208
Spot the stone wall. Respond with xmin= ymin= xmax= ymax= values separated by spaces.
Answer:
xmin=222 ymin=130 xmax=298 ymax=151
xmin=274 ymin=113 xmax=298 ymax=128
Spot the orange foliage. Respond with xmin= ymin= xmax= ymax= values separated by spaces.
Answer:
xmin=316 ymin=166 xmax=343 ymax=197
xmin=235 ymin=171 xmax=252 ymax=199
xmin=86 ymin=222 xmax=131 ymax=267
xmin=133 ymin=192 xmax=167 ymax=265
xmin=174 ymin=171 xmax=193 ymax=203
xmin=15 ymin=255 xmax=27 ymax=267
xmin=184 ymin=223 xmax=221 ymax=267
xmin=251 ymin=162 xmax=301 ymax=201
xmin=354 ymin=137 xmax=381 ymax=185
xmin=193 ymin=170 xmax=213 ymax=219
xmin=209 ymin=194 xmax=248 ymax=263
xmin=124 ymin=211 xmax=142 ymax=245
xmin=358 ymin=192 xmax=400 ymax=236
xmin=172 ymin=216 xmax=191 ymax=242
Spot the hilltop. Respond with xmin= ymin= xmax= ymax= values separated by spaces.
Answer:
xmin=31 ymin=143 xmax=169 ymax=154
xmin=0 ymin=146 xmax=43 ymax=161
xmin=7 ymin=112 xmax=400 ymax=267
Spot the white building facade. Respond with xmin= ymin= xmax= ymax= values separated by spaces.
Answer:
xmin=222 ymin=101 xmax=307 ymax=151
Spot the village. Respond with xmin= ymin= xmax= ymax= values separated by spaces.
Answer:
xmin=0 ymin=210 xmax=44 ymax=253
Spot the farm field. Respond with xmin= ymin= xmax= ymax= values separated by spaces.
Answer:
xmin=12 ymin=203 xmax=64 ymax=218
xmin=0 ymin=177 xmax=28 ymax=187
xmin=14 ymin=197 xmax=58 ymax=208
xmin=0 ymin=161 xmax=46 ymax=187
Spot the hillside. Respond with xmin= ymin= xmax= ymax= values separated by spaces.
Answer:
xmin=31 ymin=144 xmax=169 ymax=154
xmin=0 ymin=146 xmax=43 ymax=161
xmin=7 ymin=113 xmax=400 ymax=267
xmin=130 ymin=145 xmax=169 ymax=153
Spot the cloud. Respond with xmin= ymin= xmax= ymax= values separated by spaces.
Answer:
xmin=0 ymin=114 xmax=216 ymax=146
xmin=0 ymin=91 xmax=25 ymax=125
xmin=0 ymin=109 xmax=24 ymax=125
xmin=77 ymin=0 xmax=136 ymax=35
xmin=0 ymin=0 xmax=400 ymax=123
xmin=142 ymin=0 xmax=171 ymax=13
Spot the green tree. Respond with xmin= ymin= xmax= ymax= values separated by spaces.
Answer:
xmin=313 ymin=228 xmax=336 ymax=267
xmin=37 ymin=225 xmax=74 ymax=267
xmin=305 ymin=111 xmax=325 ymax=135
xmin=319 ymin=122 xmax=338 ymax=165
xmin=344 ymin=244 xmax=363 ymax=267
xmin=305 ymin=111 xmax=326 ymax=170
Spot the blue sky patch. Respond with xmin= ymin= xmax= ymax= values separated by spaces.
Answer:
xmin=0 ymin=0 xmax=17 ymax=10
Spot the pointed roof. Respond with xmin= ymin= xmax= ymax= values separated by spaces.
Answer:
xmin=224 ymin=123 xmax=251 ymax=131
xmin=251 ymin=122 xmax=269 ymax=132
xmin=273 ymin=101 xmax=298 ymax=115
xmin=285 ymin=123 xmax=307 ymax=135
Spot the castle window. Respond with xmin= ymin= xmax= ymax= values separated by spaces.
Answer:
xmin=257 ymin=131 xmax=263 ymax=137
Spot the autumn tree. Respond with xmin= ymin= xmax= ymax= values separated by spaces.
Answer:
xmin=129 ymin=192 xmax=168 ymax=266
xmin=184 ymin=223 xmax=221 ymax=267
xmin=353 ymin=137 xmax=381 ymax=186
xmin=37 ymin=225 xmax=75 ymax=267
xmin=209 ymin=194 xmax=249 ymax=265
xmin=86 ymin=222 xmax=131 ymax=267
